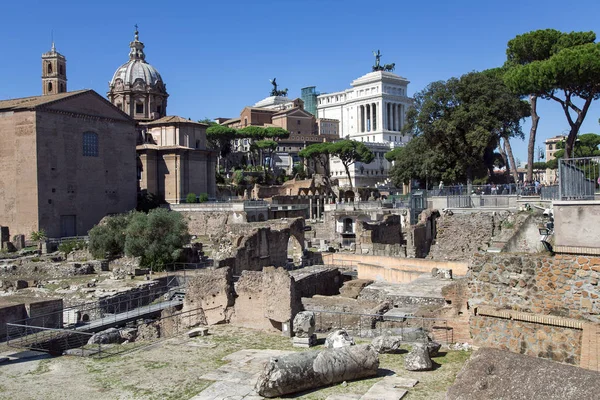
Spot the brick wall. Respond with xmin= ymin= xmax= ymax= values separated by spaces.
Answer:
xmin=468 ymin=253 xmax=600 ymax=366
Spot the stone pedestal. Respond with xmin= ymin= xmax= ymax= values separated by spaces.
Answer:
xmin=292 ymin=334 xmax=317 ymax=348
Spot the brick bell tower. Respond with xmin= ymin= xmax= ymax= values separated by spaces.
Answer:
xmin=42 ymin=42 xmax=67 ymax=95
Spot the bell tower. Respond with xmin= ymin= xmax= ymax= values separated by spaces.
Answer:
xmin=42 ymin=43 xmax=67 ymax=95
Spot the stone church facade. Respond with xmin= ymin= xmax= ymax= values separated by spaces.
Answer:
xmin=0 ymin=90 xmax=137 ymax=237
xmin=108 ymin=28 xmax=216 ymax=202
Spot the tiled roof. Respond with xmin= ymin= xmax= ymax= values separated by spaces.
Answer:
xmin=142 ymin=116 xmax=208 ymax=126
xmin=0 ymin=90 xmax=90 ymax=111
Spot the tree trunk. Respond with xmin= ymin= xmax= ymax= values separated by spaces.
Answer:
xmin=504 ymin=137 xmax=519 ymax=184
xmin=527 ymin=95 xmax=540 ymax=183
xmin=497 ymin=142 xmax=509 ymax=182
xmin=343 ymin=162 xmax=353 ymax=190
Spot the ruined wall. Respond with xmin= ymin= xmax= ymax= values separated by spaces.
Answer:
xmin=230 ymin=271 xmax=269 ymax=330
xmin=355 ymin=214 xmax=405 ymax=257
xmin=213 ymin=218 xmax=305 ymax=275
xmin=428 ymin=212 xmax=503 ymax=261
xmin=181 ymin=267 xmax=234 ymax=326
xmin=468 ymin=253 xmax=600 ymax=365
xmin=291 ymin=266 xmax=341 ymax=298
xmin=180 ymin=211 xmax=247 ymax=237
xmin=406 ymin=209 xmax=438 ymax=258
xmin=470 ymin=311 xmax=582 ymax=365
xmin=231 ymin=267 xmax=340 ymax=333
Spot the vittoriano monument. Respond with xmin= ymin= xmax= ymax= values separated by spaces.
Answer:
xmin=269 ymin=78 xmax=289 ymax=97
xmin=372 ymin=50 xmax=395 ymax=72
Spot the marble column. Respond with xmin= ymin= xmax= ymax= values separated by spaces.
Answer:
xmin=309 ymin=197 xmax=313 ymax=219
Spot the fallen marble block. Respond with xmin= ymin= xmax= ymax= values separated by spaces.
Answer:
xmin=255 ymin=344 xmax=379 ymax=397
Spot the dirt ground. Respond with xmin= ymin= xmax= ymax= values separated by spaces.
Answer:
xmin=0 ymin=325 xmax=471 ymax=400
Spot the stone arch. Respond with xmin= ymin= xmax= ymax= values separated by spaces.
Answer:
xmin=258 ymin=213 xmax=266 ymax=222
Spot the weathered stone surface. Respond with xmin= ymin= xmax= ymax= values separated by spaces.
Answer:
xmin=182 ymin=267 xmax=234 ymax=327
xmin=325 ymin=329 xmax=355 ymax=349
xmin=292 ymin=335 xmax=317 ymax=348
xmin=255 ymin=344 xmax=379 ymax=397
xmin=361 ymin=375 xmax=411 ymax=399
xmin=137 ymin=321 xmax=161 ymax=341
xmin=293 ymin=311 xmax=315 ymax=338
xmin=119 ymin=328 xmax=138 ymax=342
xmin=404 ymin=343 xmax=432 ymax=371
xmin=188 ymin=327 xmax=209 ymax=337
xmin=87 ymin=328 xmax=122 ymax=345
xmin=263 ymin=266 xmax=299 ymax=324
xmin=371 ymin=335 xmax=404 ymax=354
xmin=12 ymin=234 xmax=25 ymax=251
xmin=339 ymin=279 xmax=373 ymax=299
xmin=426 ymin=341 xmax=441 ymax=357
xmin=447 ymin=347 xmax=600 ymax=400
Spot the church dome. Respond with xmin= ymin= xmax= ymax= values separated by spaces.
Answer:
xmin=111 ymin=59 xmax=163 ymax=88
xmin=109 ymin=27 xmax=165 ymax=91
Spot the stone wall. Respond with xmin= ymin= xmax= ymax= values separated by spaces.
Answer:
xmin=468 ymin=253 xmax=600 ymax=365
xmin=181 ymin=267 xmax=234 ymax=327
xmin=406 ymin=209 xmax=438 ymax=258
xmin=428 ymin=212 xmax=507 ymax=261
xmin=213 ymin=218 xmax=305 ymax=275
xmin=355 ymin=214 xmax=405 ymax=257
xmin=291 ymin=266 xmax=341 ymax=299
xmin=180 ymin=211 xmax=247 ymax=237
xmin=554 ymin=201 xmax=600 ymax=255
xmin=469 ymin=254 xmax=600 ymax=318
xmin=470 ymin=311 xmax=582 ymax=365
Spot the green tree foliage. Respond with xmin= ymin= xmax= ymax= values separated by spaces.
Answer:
xmin=186 ymin=193 xmax=197 ymax=203
xmin=398 ymin=71 xmax=528 ymax=185
xmin=253 ymin=140 xmax=278 ymax=171
xmin=206 ymin=125 xmax=238 ymax=170
xmin=299 ymin=142 xmax=332 ymax=178
xmin=385 ymin=136 xmax=444 ymax=186
xmin=504 ymin=29 xmax=600 ymax=159
xmin=88 ymin=213 xmax=131 ymax=259
xmin=136 ymin=191 xmax=162 ymax=212
xmin=546 ymin=133 xmax=600 ymax=169
xmin=264 ymin=127 xmax=290 ymax=140
xmin=329 ymin=140 xmax=374 ymax=189
xmin=124 ymin=209 xmax=189 ymax=271
xmin=232 ymin=170 xmax=244 ymax=185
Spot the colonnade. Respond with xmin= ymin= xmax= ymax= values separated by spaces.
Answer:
xmin=357 ymin=102 xmax=405 ymax=133
xmin=385 ymin=102 xmax=403 ymax=131
xmin=357 ymin=103 xmax=377 ymax=133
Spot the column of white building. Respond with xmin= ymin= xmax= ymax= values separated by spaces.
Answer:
xmin=384 ymin=102 xmax=404 ymax=131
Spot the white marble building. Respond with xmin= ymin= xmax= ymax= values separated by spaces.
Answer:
xmin=317 ymin=70 xmax=412 ymax=188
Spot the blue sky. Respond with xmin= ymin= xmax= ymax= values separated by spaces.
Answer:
xmin=1 ymin=0 xmax=599 ymax=163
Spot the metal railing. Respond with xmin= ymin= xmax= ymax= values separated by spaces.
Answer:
xmin=422 ymin=184 xmax=521 ymax=197
xmin=559 ymin=157 xmax=600 ymax=200
xmin=540 ymin=185 xmax=560 ymax=201
xmin=7 ymin=306 xmax=205 ymax=358
xmin=307 ymin=310 xmax=454 ymax=345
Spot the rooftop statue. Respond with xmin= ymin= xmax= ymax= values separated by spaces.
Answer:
xmin=372 ymin=50 xmax=395 ymax=72
xmin=269 ymin=78 xmax=288 ymax=97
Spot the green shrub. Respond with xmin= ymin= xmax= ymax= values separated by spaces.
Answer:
xmin=88 ymin=213 xmax=130 ymax=259
xmin=186 ymin=193 xmax=198 ymax=203
xmin=232 ymin=170 xmax=244 ymax=185
xmin=58 ymin=240 xmax=87 ymax=255
xmin=124 ymin=208 xmax=189 ymax=271
xmin=198 ymin=193 xmax=209 ymax=203
xmin=137 ymin=191 xmax=161 ymax=212
xmin=30 ymin=230 xmax=47 ymax=242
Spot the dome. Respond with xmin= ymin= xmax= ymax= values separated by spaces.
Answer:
xmin=110 ymin=59 xmax=163 ymax=88
xmin=108 ymin=27 xmax=165 ymax=91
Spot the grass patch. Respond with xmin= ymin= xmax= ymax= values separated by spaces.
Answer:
xmin=27 ymin=359 xmax=51 ymax=375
